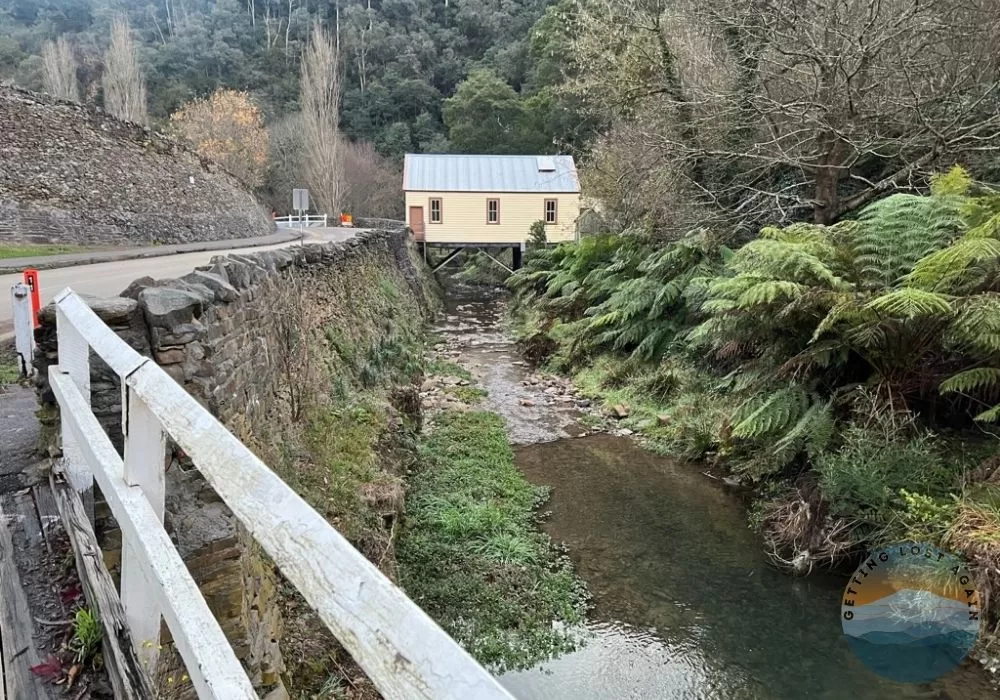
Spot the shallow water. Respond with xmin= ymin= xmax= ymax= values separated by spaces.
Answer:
xmin=435 ymin=292 xmax=994 ymax=700
xmin=503 ymin=436 xmax=994 ymax=699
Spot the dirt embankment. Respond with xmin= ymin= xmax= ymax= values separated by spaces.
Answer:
xmin=0 ymin=86 xmax=272 ymax=247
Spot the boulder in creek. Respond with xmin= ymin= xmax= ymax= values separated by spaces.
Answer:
xmin=609 ymin=403 xmax=631 ymax=419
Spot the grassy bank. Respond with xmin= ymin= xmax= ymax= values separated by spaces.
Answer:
xmin=398 ymin=408 xmax=587 ymax=670
xmin=0 ymin=243 xmax=90 ymax=259
xmin=0 ymin=359 xmax=20 ymax=387
xmin=506 ymin=168 xmax=1000 ymax=643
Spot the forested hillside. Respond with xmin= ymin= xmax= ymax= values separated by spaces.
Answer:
xmin=0 ymin=0 xmax=582 ymax=154
xmin=0 ymin=0 xmax=601 ymax=215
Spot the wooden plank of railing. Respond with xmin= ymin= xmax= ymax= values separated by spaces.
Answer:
xmin=0 ymin=499 xmax=51 ymax=699
xmin=50 ymin=369 xmax=257 ymax=700
xmin=55 ymin=299 xmax=93 ymax=499
xmin=52 ymin=291 xmax=147 ymax=377
xmin=121 ymin=392 xmax=167 ymax=672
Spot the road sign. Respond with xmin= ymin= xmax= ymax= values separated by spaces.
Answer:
xmin=293 ymin=188 xmax=309 ymax=212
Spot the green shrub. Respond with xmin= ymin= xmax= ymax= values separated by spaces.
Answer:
xmin=527 ymin=219 xmax=547 ymax=249
xmin=814 ymin=424 xmax=955 ymax=530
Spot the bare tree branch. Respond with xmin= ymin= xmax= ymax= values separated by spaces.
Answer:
xmin=42 ymin=37 xmax=79 ymax=102
xmin=300 ymin=24 xmax=345 ymax=217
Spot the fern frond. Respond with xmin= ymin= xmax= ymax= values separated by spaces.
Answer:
xmin=965 ymin=211 xmax=1000 ymax=240
xmin=707 ymin=275 xmax=765 ymax=300
xmin=811 ymin=294 xmax=872 ymax=341
xmin=732 ymin=239 xmax=844 ymax=288
xmin=865 ymin=288 xmax=953 ymax=319
xmin=948 ymin=293 xmax=1000 ymax=353
xmin=974 ymin=405 xmax=1000 ymax=422
xmin=780 ymin=341 xmax=850 ymax=375
xmin=940 ymin=368 xmax=1000 ymax=394
xmin=854 ymin=193 xmax=963 ymax=287
xmin=906 ymin=236 xmax=1000 ymax=293
xmin=772 ymin=400 xmax=834 ymax=460
xmin=630 ymin=325 xmax=676 ymax=362
xmin=736 ymin=280 xmax=805 ymax=308
xmin=701 ymin=298 xmax=737 ymax=314
xmin=731 ymin=385 xmax=809 ymax=439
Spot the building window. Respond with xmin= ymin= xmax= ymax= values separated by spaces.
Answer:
xmin=429 ymin=198 xmax=442 ymax=224
xmin=544 ymin=199 xmax=558 ymax=224
xmin=487 ymin=198 xmax=500 ymax=224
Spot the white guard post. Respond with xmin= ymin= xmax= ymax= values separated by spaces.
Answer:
xmin=11 ymin=282 xmax=35 ymax=377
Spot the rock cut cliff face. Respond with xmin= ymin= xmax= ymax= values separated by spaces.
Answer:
xmin=0 ymin=86 xmax=273 ymax=246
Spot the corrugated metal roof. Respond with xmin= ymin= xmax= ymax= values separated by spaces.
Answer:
xmin=403 ymin=154 xmax=580 ymax=193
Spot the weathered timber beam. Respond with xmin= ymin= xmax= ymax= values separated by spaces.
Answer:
xmin=50 ymin=472 xmax=156 ymax=699
xmin=476 ymin=248 xmax=513 ymax=274
xmin=0 ymin=496 xmax=52 ymax=699
xmin=431 ymin=247 xmax=464 ymax=273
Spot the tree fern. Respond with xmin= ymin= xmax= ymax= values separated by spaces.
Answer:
xmin=581 ymin=230 xmax=723 ymax=362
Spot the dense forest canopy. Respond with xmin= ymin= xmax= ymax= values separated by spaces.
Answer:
xmin=0 ymin=0 xmax=579 ymax=156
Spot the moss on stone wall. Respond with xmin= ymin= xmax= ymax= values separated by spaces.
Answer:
xmin=237 ymin=243 xmax=434 ymax=697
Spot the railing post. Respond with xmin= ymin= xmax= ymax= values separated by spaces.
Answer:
xmin=11 ymin=283 xmax=35 ymax=377
xmin=56 ymin=299 xmax=92 ymax=505
xmin=121 ymin=385 xmax=166 ymax=670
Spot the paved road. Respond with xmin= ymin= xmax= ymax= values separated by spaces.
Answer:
xmin=0 ymin=227 xmax=359 ymax=340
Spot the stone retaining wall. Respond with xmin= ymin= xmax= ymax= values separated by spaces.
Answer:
xmin=34 ymin=227 xmax=429 ymax=697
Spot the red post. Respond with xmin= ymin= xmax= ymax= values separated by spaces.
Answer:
xmin=23 ymin=268 xmax=41 ymax=328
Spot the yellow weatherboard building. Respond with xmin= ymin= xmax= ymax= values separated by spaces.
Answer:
xmin=403 ymin=153 xmax=581 ymax=270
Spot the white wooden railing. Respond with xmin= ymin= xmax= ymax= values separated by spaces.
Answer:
xmin=48 ymin=288 xmax=515 ymax=700
xmin=273 ymin=214 xmax=328 ymax=229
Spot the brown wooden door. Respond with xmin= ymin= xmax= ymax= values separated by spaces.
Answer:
xmin=409 ymin=206 xmax=425 ymax=241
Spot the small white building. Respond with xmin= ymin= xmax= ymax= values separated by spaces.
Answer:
xmin=402 ymin=154 xmax=581 ymax=256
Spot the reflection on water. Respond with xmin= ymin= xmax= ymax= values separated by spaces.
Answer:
xmin=500 ymin=436 xmax=992 ymax=700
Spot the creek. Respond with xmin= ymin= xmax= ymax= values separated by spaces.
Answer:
xmin=433 ymin=292 xmax=994 ymax=700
